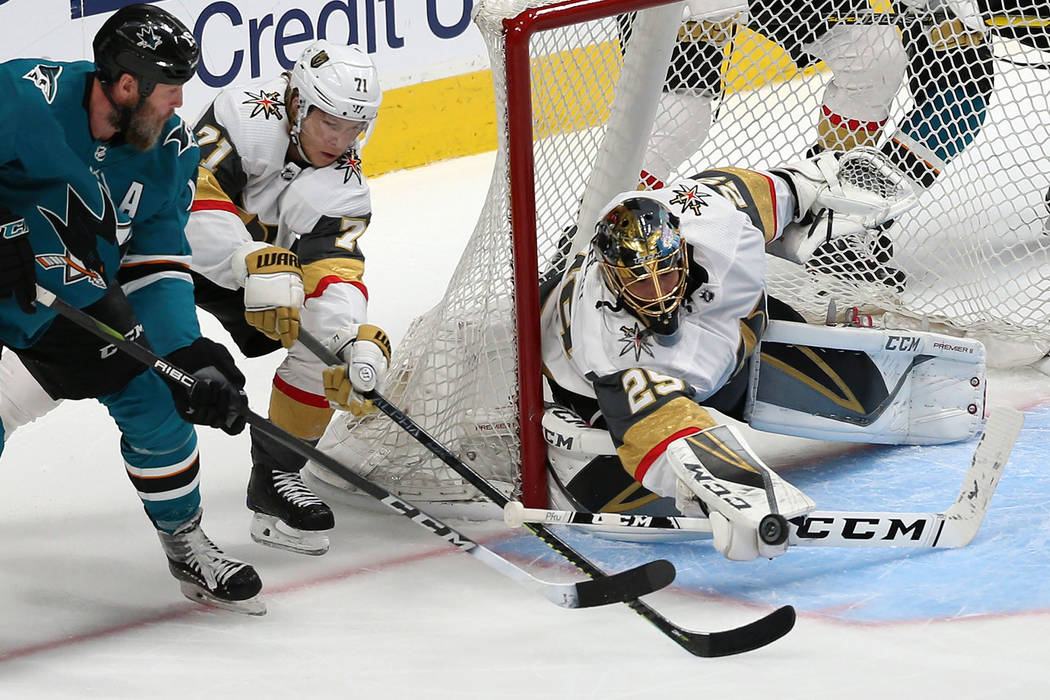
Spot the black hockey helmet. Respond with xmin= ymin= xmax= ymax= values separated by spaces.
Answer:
xmin=93 ymin=3 xmax=199 ymax=97
xmin=593 ymin=197 xmax=688 ymax=338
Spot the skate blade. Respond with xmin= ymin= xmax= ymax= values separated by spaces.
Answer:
xmin=250 ymin=514 xmax=330 ymax=556
xmin=178 ymin=582 xmax=267 ymax=616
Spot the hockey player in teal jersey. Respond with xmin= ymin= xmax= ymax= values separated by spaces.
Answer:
xmin=0 ymin=5 xmax=264 ymax=614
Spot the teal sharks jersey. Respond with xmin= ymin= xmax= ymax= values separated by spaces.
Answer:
xmin=0 ymin=59 xmax=200 ymax=354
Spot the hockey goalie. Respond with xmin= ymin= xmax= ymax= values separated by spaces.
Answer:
xmin=537 ymin=149 xmax=988 ymax=561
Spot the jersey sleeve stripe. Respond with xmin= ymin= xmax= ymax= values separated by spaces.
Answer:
xmin=193 ymin=166 xmax=239 ymax=216
xmin=273 ymin=373 xmax=330 ymax=409
xmin=617 ymin=396 xmax=717 ymax=480
xmin=695 ymin=167 xmax=779 ymax=242
xmin=191 ymin=199 xmax=240 ymax=215
xmin=305 ymin=276 xmax=368 ymax=302
xmin=120 ymin=255 xmax=192 ymax=268
xmin=121 ymin=271 xmax=195 ymax=296
xmin=633 ymin=426 xmax=702 ymax=483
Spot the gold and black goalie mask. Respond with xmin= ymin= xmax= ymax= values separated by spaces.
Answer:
xmin=593 ymin=197 xmax=688 ymax=336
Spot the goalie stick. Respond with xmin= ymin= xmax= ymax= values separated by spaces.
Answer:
xmin=505 ymin=407 xmax=1023 ymax=548
xmin=33 ymin=285 xmax=674 ymax=611
xmin=298 ymin=328 xmax=796 ymax=657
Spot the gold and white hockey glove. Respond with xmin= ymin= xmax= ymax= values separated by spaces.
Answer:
xmin=322 ymin=324 xmax=391 ymax=416
xmin=231 ymin=243 xmax=304 ymax=348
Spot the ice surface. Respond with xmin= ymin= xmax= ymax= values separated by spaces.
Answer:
xmin=2 ymin=152 xmax=1049 ymax=698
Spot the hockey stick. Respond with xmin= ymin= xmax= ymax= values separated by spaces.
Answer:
xmin=298 ymin=328 xmax=796 ymax=657
xmin=505 ymin=407 xmax=1023 ymax=548
xmin=828 ymin=9 xmax=1049 ymax=28
xmin=32 ymin=285 xmax=674 ymax=610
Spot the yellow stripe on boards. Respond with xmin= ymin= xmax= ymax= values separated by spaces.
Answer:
xmin=363 ymin=69 xmax=498 ymax=177
xmin=362 ymin=6 xmax=923 ymax=176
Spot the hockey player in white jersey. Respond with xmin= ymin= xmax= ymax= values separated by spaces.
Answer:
xmin=187 ymin=40 xmax=390 ymax=556
xmin=540 ymin=152 xmax=985 ymax=561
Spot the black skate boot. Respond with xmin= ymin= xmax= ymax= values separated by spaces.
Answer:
xmin=247 ymin=465 xmax=335 ymax=555
xmin=157 ymin=508 xmax=265 ymax=615
xmin=247 ymin=426 xmax=334 ymax=555
xmin=806 ymin=230 xmax=907 ymax=293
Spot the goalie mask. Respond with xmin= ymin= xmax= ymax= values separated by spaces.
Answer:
xmin=288 ymin=40 xmax=382 ymax=150
xmin=593 ymin=197 xmax=689 ymax=341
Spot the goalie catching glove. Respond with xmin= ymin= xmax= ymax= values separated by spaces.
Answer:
xmin=231 ymin=243 xmax=304 ymax=348
xmin=767 ymin=147 xmax=919 ymax=264
xmin=322 ymin=324 xmax=391 ymax=415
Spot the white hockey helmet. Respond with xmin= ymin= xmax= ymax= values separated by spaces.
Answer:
xmin=288 ymin=40 xmax=382 ymax=146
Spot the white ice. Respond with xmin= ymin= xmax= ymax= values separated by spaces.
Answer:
xmin=2 ymin=152 xmax=1049 ymax=699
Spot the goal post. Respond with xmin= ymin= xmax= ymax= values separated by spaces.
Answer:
xmin=306 ymin=0 xmax=1050 ymax=517
xmin=502 ymin=0 xmax=686 ymax=509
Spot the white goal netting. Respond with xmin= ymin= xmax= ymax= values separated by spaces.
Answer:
xmin=307 ymin=0 xmax=1050 ymax=512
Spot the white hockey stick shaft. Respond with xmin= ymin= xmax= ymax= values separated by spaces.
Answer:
xmin=506 ymin=407 xmax=1023 ymax=549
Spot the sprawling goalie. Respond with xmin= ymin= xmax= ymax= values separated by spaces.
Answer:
xmin=539 ymin=151 xmax=986 ymax=561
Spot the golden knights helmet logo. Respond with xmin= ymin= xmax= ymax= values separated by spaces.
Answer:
xmin=310 ymin=50 xmax=330 ymax=68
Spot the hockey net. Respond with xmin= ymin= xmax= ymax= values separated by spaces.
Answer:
xmin=308 ymin=0 xmax=1050 ymax=514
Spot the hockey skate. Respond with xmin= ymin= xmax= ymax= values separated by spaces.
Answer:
xmin=806 ymin=230 xmax=907 ymax=293
xmin=157 ymin=508 xmax=265 ymax=615
xmin=247 ymin=466 xmax=335 ymax=556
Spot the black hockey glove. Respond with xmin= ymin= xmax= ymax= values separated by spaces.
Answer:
xmin=164 ymin=338 xmax=248 ymax=435
xmin=0 ymin=204 xmax=36 ymax=313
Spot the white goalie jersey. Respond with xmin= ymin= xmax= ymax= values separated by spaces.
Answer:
xmin=187 ymin=75 xmax=372 ymax=292
xmin=541 ymin=168 xmax=797 ymax=403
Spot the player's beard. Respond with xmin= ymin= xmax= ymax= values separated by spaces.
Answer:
xmin=124 ymin=100 xmax=168 ymax=151
xmin=109 ymin=100 xmax=166 ymax=152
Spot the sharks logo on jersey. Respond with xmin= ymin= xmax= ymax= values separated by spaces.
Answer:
xmin=163 ymin=120 xmax=194 ymax=157
xmin=34 ymin=182 xmax=124 ymax=289
xmin=22 ymin=64 xmax=63 ymax=104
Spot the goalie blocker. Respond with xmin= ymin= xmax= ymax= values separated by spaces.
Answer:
xmin=545 ymin=320 xmax=985 ymax=533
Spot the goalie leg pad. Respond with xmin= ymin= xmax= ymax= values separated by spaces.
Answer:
xmin=667 ymin=425 xmax=815 ymax=561
xmin=543 ymin=405 xmax=703 ymax=542
xmin=745 ymin=320 xmax=985 ymax=445
xmin=544 ymin=405 xmax=665 ymax=514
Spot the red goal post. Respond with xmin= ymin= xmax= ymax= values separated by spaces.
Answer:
xmin=502 ymin=0 xmax=686 ymax=508
xmin=308 ymin=0 xmax=1050 ymax=517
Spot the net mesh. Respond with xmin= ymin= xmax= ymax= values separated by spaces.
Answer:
xmin=309 ymin=0 xmax=1050 ymax=509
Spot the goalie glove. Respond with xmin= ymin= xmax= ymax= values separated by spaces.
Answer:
xmin=231 ymin=243 xmax=304 ymax=349
xmin=664 ymin=425 xmax=815 ymax=561
xmin=767 ymin=147 xmax=919 ymax=264
xmin=322 ymin=324 xmax=391 ymax=415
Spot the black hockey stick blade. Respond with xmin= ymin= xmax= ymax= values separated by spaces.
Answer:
xmin=574 ymin=558 xmax=675 ymax=608
xmin=297 ymin=328 xmax=793 ymax=654
xmin=32 ymin=288 xmax=677 ymax=609
xmin=655 ymin=603 xmax=796 ymax=658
